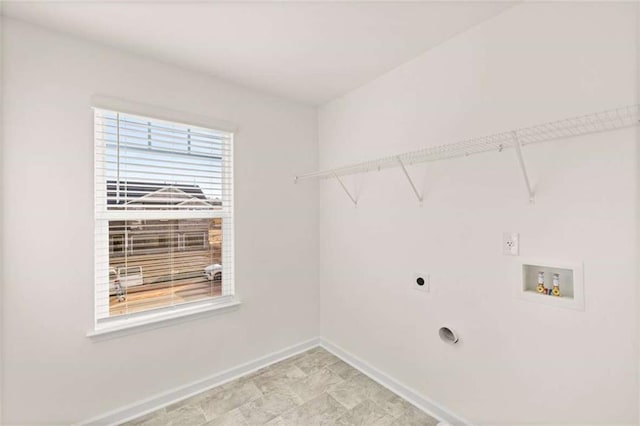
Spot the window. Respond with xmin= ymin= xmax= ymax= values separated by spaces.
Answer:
xmin=94 ymin=108 xmax=234 ymax=328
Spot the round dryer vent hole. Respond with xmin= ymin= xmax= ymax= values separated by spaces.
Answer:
xmin=439 ymin=327 xmax=459 ymax=345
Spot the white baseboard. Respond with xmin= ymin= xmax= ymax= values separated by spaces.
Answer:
xmin=320 ymin=338 xmax=472 ymax=426
xmin=80 ymin=336 xmax=469 ymax=426
xmin=79 ymin=337 xmax=320 ymax=426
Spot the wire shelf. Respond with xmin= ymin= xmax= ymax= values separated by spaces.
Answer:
xmin=295 ymin=104 xmax=640 ymax=182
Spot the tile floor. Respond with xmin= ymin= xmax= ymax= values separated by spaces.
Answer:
xmin=122 ymin=347 xmax=439 ymax=426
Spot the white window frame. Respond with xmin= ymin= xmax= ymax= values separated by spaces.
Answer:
xmin=89 ymin=96 xmax=239 ymax=337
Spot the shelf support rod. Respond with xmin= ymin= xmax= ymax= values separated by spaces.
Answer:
xmin=512 ymin=131 xmax=535 ymax=203
xmin=333 ymin=173 xmax=357 ymax=206
xmin=397 ymin=156 xmax=423 ymax=204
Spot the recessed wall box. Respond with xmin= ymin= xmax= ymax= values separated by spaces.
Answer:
xmin=515 ymin=258 xmax=584 ymax=311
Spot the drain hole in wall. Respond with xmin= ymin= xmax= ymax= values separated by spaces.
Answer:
xmin=439 ymin=327 xmax=459 ymax=344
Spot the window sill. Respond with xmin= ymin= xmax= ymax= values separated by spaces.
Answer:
xmin=87 ymin=296 xmax=241 ymax=340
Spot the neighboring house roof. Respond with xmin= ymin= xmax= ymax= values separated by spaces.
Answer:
xmin=177 ymin=197 xmax=214 ymax=207
xmin=107 ymin=181 xmax=221 ymax=208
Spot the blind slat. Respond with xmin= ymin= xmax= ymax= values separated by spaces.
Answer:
xmin=98 ymin=114 xmax=230 ymax=140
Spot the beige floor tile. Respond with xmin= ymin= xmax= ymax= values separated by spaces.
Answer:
xmin=334 ymin=399 xmax=392 ymax=425
xmin=289 ymin=368 xmax=344 ymax=402
xmin=294 ymin=350 xmax=341 ymax=375
xmin=203 ymin=408 xmax=248 ymax=426
xmin=390 ymin=404 xmax=439 ymax=426
xmin=371 ymin=414 xmax=399 ymax=426
xmin=165 ymin=404 xmax=207 ymax=426
xmin=239 ymin=388 xmax=302 ymax=425
xmin=252 ymin=363 xmax=307 ymax=395
xmin=277 ymin=393 xmax=347 ymax=425
xmin=328 ymin=373 xmax=385 ymax=410
xmin=349 ymin=373 xmax=386 ymax=395
xmin=264 ymin=416 xmax=287 ymax=425
xmin=369 ymin=386 xmax=413 ymax=418
xmin=326 ymin=377 xmax=370 ymax=410
xmin=200 ymin=381 xmax=263 ymax=420
xmin=326 ymin=359 xmax=361 ymax=380
xmin=306 ymin=346 xmax=331 ymax=356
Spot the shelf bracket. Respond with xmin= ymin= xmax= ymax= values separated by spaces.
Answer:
xmin=333 ymin=173 xmax=358 ymax=206
xmin=512 ymin=131 xmax=535 ymax=203
xmin=397 ymin=156 xmax=423 ymax=205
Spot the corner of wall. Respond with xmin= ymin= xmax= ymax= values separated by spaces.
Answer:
xmin=636 ymin=3 xmax=640 ymax=424
xmin=313 ymin=106 xmax=321 ymax=338
xmin=0 ymin=11 xmax=5 ymax=425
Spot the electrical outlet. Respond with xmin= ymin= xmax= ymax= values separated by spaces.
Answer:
xmin=503 ymin=232 xmax=519 ymax=256
xmin=413 ymin=273 xmax=430 ymax=292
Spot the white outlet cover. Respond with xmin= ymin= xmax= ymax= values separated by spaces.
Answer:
xmin=413 ymin=273 xmax=430 ymax=292
xmin=503 ymin=232 xmax=519 ymax=256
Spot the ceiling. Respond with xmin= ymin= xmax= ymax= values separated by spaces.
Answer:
xmin=2 ymin=1 xmax=513 ymax=106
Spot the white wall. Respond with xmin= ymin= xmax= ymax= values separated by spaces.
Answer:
xmin=1 ymin=18 xmax=318 ymax=424
xmin=318 ymin=3 xmax=638 ymax=425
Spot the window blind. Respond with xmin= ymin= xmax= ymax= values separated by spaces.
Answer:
xmin=94 ymin=108 xmax=234 ymax=322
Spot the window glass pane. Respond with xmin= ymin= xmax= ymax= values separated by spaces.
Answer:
xmin=108 ymin=218 xmax=224 ymax=317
